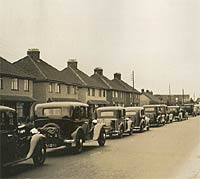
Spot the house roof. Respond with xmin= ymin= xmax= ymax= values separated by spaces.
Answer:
xmin=112 ymin=78 xmax=140 ymax=94
xmin=13 ymin=56 xmax=64 ymax=83
xmin=61 ymin=67 xmax=106 ymax=88
xmin=0 ymin=56 xmax=34 ymax=79
xmin=142 ymin=92 xmax=162 ymax=104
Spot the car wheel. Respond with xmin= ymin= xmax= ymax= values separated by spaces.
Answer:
xmin=129 ymin=124 xmax=134 ymax=135
xmin=98 ymin=128 xmax=106 ymax=146
xmin=118 ymin=127 xmax=124 ymax=138
xmin=33 ymin=140 xmax=46 ymax=166
xmin=73 ymin=132 xmax=84 ymax=154
xmin=146 ymin=123 xmax=150 ymax=131
xmin=140 ymin=123 xmax=144 ymax=132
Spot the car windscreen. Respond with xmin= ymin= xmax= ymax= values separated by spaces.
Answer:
xmin=125 ymin=111 xmax=137 ymax=117
xmin=0 ymin=111 xmax=16 ymax=130
xmin=168 ymin=107 xmax=177 ymax=112
xmin=97 ymin=110 xmax=118 ymax=118
xmin=144 ymin=108 xmax=155 ymax=112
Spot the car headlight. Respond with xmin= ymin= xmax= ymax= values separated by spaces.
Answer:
xmin=30 ymin=128 xmax=39 ymax=134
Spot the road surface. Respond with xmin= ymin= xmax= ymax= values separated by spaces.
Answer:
xmin=4 ymin=116 xmax=200 ymax=179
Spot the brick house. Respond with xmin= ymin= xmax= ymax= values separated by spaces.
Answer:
xmin=140 ymin=89 xmax=162 ymax=106
xmin=61 ymin=60 xmax=109 ymax=114
xmin=154 ymin=94 xmax=190 ymax=105
xmin=91 ymin=68 xmax=140 ymax=107
xmin=13 ymin=49 xmax=79 ymax=103
xmin=0 ymin=56 xmax=35 ymax=121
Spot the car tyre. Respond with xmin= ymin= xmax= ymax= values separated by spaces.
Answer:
xmin=33 ymin=140 xmax=46 ymax=166
xmin=98 ymin=128 xmax=106 ymax=146
xmin=118 ymin=126 xmax=124 ymax=138
xmin=73 ymin=132 xmax=84 ymax=154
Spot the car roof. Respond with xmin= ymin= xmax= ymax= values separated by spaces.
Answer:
xmin=35 ymin=102 xmax=89 ymax=109
xmin=168 ymin=106 xmax=180 ymax=108
xmin=125 ymin=107 xmax=144 ymax=111
xmin=143 ymin=104 xmax=167 ymax=107
xmin=0 ymin=105 xmax=15 ymax=112
xmin=97 ymin=106 xmax=125 ymax=111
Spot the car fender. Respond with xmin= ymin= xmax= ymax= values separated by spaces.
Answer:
xmin=71 ymin=127 xmax=84 ymax=141
xmin=26 ymin=133 xmax=46 ymax=159
xmin=139 ymin=119 xmax=145 ymax=126
xmin=93 ymin=123 xmax=104 ymax=140
xmin=119 ymin=122 xmax=124 ymax=130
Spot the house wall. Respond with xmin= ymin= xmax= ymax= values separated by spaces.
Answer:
xmin=33 ymin=82 xmax=79 ymax=103
xmin=0 ymin=76 xmax=33 ymax=97
xmin=140 ymin=94 xmax=151 ymax=106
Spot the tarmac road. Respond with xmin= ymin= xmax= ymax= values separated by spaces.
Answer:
xmin=4 ymin=116 xmax=200 ymax=179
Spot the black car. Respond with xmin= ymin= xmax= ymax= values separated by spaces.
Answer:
xmin=0 ymin=105 xmax=46 ymax=172
xmin=34 ymin=102 xmax=106 ymax=153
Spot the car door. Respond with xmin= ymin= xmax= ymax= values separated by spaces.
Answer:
xmin=0 ymin=110 xmax=18 ymax=165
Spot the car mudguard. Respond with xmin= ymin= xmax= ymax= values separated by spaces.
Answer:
xmin=93 ymin=123 xmax=104 ymax=140
xmin=126 ymin=120 xmax=133 ymax=131
xmin=71 ymin=127 xmax=84 ymax=142
xmin=26 ymin=133 xmax=46 ymax=159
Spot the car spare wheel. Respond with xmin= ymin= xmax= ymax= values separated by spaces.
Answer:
xmin=33 ymin=140 xmax=46 ymax=166
xmin=98 ymin=128 xmax=106 ymax=146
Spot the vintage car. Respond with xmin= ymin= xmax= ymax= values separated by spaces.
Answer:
xmin=194 ymin=104 xmax=200 ymax=116
xmin=0 ymin=105 xmax=46 ymax=171
xmin=167 ymin=106 xmax=182 ymax=122
xmin=179 ymin=106 xmax=189 ymax=120
xmin=143 ymin=105 xmax=166 ymax=126
xmin=34 ymin=102 xmax=106 ymax=153
xmin=182 ymin=104 xmax=194 ymax=116
xmin=125 ymin=107 xmax=150 ymax=132
xmin=96 ymin=106 xmax=133 ymax=137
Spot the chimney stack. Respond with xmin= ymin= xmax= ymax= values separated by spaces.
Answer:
xmin=94 ymin=67 xmax=103 ymax=76
xmin=68 ymin=59 xmax=78 ymax=69
xmin=27 ymin=49 xmax=40 ymax=60
xmin=114 ymin=73 xmax=121 ymax=80
xmin=141 ymin=89 xmax=144 ymax=93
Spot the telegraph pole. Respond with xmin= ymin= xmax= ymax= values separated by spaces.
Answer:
xmin=169 ymin=84 xmax=171 ymax=105
xmin=182 ymin=89 xmax=185 ymax=104
xmin=132 ymin=70 xmax=135 ymax=106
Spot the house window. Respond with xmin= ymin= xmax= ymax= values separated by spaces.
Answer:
xmin=48 ymin=83 xmax=53 ymax=93
xmin=67 ymin=86 xmax=70 ymax=94
xmin=24 ymin=79 xmax=29 ymax=91
xmin=0 ymin=78 xmax=3 ymax=89
xmin=73 ymin=86 xmax=77 ymax=95
xmin=11 ymin=78 xmax=19 ymax=90
xmin=55 ymin=83 xmax=61 ymax=93
xmin=92 ymin=89 xmax=95 ymax=96
xmin=116 ymin=91 xmax=118 ymax=98
xmin=99 ymin=89 xmax=102 ymax=97
xmin=88 ymin=88 xmax=91 ymax=96
xmin=103 ymin=90 xmax=106 ymax=97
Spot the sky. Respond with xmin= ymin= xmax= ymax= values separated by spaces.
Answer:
xmin=0 ymin=0 xmax=200 ymax=99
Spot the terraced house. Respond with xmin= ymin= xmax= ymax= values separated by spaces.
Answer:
xmin=0 ymin=56 xmax=35 ymax=121
xmin=91 ymin=68 xmax=140 ymax=106
xmin=61 ymin=60 xmax=109 ymax=114
xmin=13 ymin=49 xmax=79 ymax=103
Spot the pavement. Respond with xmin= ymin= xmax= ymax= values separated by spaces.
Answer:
xmin=3 ymin=116 xmax=200 ymax=179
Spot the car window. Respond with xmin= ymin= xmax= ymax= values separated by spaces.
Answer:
xmin=144 ymin=108 xmax=155 ymax=112
xmin=0 ymin=111 xmax=16 ymax=130
xmin=43 ymin=108 xmax=62 ymax=117
xmin=126 ymin=111 xmax=137 ymax=116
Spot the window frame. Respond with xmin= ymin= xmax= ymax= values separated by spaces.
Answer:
xmin=11 ymin=78 xmax=19 ymax=91
xmin=24 ymin=79 xmax=29 ymax=92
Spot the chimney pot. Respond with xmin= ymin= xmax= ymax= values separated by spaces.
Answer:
xmin=27 ymin=48 xmax=40 ymax=60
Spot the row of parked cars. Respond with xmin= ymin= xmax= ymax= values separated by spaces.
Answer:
xmin=0 ymin=102 xmax=198 ymax=173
